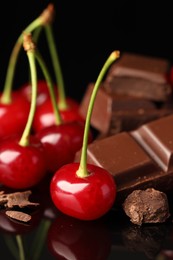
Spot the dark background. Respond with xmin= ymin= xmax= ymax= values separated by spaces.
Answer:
xmin=0 ymin=1 xmax=172 ymax=101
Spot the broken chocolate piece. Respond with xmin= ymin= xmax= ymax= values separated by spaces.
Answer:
xmin=79 ymin=83 xmax=173 ymax=135
xmin=104 ymin=52 xmax=172 ymax=101
xmin=6 ymin=210 xmax=31 ymax=222
xmin=75 ymin=114 xmax=173 ymax=203
xmin=0 ymin=190 xmax=39 ymax=208
xmin=122 ymin=188 xmax=170 ymax=225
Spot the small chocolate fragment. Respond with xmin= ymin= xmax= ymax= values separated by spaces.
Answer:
xmin=122 ymin=188 xmax=170 ymax=225
xmin=5 ymin=210 xmax=31 ymax=222
xmin=104 ymin=52 xmax=172 ymax=101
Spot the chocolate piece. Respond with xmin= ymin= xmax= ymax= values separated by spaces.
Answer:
xmin=75 ymin=114 xmax=173 ymax=203
xmin=104 ymin=52 xmax=172 ymax=101
xmin=79 ymin=83 xmax=173 ymax=135
xmin=5 ymin=210 xmax=31 ymax=222
xmin=122 ymin=188 xmax=170 ymax=225
xmin=0 ymin=190 xmax=39 ymax=208
xmin=131 ymin=114 xmax=173 ymax=172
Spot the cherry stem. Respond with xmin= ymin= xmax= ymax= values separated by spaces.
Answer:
xmin=76 ymin=51 xmax=120 ymax=178
xmin=16 ymin=235 xmax=25 ymax=260
xmin=0 ymin=4 xmax=54 ymax=105
xmin=35 ymin=50 xmax=62 ymax=125
xmin=44 ymin=23 xmax=68 ymax=110
xmin=19 ymin=34 xmax=37 ymax=147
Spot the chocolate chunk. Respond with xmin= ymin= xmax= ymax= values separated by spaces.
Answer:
xmin=5 ymin=210 xmax=31 ymax=222
xmin=0 ymin=190 xmax=39 ymax=208
xmin=131 ymin=114 xmax=173 ymax=172
xmin=122 ymin=188 xmax=170 ymax=225
xmin=79 ymin=83 xmax=173 ymax=135
xmin=104 ymin=52 xmax=172 ymax=101
xmin=75 ymin=114 xmax=173 ymax=203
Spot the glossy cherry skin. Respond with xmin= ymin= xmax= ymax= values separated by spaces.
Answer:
xmin=20 ymin=79 xmax=57 ymax=106
xmin=35 ymin=122 xmax=93 ymax=173
xmin=0 ymin=135 xmax=47 ymax=189
xmin=50 ymin=163 xmax=116 ymax=220
xmin=32 ymin=98 xmax=85 ymax=133
xmin=47 ymin=214 xmax=111 ymax=260
xmin=0 ymin=91 xmax=30 ymax=139
xmin=35 ymin=124 xmax=74 ymax=173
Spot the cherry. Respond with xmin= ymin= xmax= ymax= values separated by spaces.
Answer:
xmin=47 ymin=214 xmax=111 ymax=260
xmin=0 ymin=5 xmax=54 ymax=140
xmin=50 ymin=51 xmax=119 ymax=220
xmin=0 ymin=34 xmax=47 ymax=189
xmin=20 ymin=79 xmax=57 ymax=106
xmin=33 ymin=97 xmax=85 ymax=133
xmin=0 ymin=91 xmax=30 ymax=139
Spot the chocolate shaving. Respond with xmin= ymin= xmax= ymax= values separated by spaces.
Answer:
xmin=5 ymin=210 xmax=31 ymax=222
xmin=0 ymin=190 xmax=39 ymax=208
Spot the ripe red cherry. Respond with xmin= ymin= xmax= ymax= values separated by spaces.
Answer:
xmin=35 ymin=122 xmax=93 ymax=173
xmin=0 ymin=135 xmax=47 ymax=189
xmin=47 ymin=214 xmax=111 ymax=260
xmin=50 ymin=51 xmax=119 ymax=220
xmin=50 ymin=163 xmax=116 ymax=220
xmin=0 ymin=91 xmax=30 ymax=139
xmin=32 ymin=97 xmax=85 ymax=133
xmin=20 ymin=79 xmax=57 ymax=106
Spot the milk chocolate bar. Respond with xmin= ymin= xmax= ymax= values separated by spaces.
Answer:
xmin=74 ymin=114 xmax=173 ymax=203
xmin=79 ymin=83 xmax=173 ymax=135
xmin=103 ymin=52 xmax=172 ymax=101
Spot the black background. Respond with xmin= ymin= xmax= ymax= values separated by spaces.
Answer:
xmin=0 ymin=1 xmax=172 ymax=101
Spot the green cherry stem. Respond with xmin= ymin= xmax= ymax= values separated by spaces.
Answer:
xmin=44 ymin=4 xmax=68 ymax=110
xmin=44 ymin=23 xmax=67 ymax=110
xmin=18 ymin=34 xmax=37 ymax=147
xmin=0 ymin=4 xmax=54 ymax=105
xmin=35 ymin=49 xmax=62 ymax=125
xmin=76 ymin=51 xmax=120 ymax=178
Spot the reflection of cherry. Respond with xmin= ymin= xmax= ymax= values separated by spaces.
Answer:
xmin=47 ymin=214 xmax=111 ymax=260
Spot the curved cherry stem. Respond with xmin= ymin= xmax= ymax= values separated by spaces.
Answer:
xmin=44 ymin=23 xmax=68 ymax=110
xmin=0 ymin=4 xmax=54 ymax=105
xmin=76 ymin=51 xmax=120 ymax=178
xmin=35 ymin=50 xmax=62 ymax=125
xmin=19 ymin=34 xmax=37 ymax=147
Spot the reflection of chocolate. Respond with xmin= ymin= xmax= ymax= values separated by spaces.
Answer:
xmin=104 ymin=52 xmax=172 ymax=101
xmin=79 ymin=83 xmax=173 ymax=136
xmin=75 ymin=114 xmax=173 ymax=203
xmin=123 ymin=188 xmax=170 ymax=225
xmin=122 ymin=224 xmax=169 ymax=259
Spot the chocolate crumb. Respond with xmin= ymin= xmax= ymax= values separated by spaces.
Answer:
xmin=6 ymin=210 xmax=31 ymax=222
xmin=122 ymin=188 xmax=170 ymax=225
xmin=0 ymin=190 xmax=39 ymax=208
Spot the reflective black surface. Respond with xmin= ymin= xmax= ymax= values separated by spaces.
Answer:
xmin=1 ymin=175 xmax=173 ymax=260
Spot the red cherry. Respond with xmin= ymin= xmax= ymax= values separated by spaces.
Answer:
xmin=0 ymin=91 xmax=30 ymax=139
xmin=50 ymin=163 xmax=116 ymax=220
xmin=35 ymin=122 xmax=93 ymax=173
xmin=0 ymin=135 xmax=47 ymax=189
xmin=32 ymin=97 xmax=85 ymax=133
xmin=20 ymin=79 xmax=57 ymax=106
xmin=47 ymin=214 xmax=111 ymax=260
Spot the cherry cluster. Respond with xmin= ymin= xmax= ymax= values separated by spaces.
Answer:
xmin=0 ymin=3 xmax=118 ymax=220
